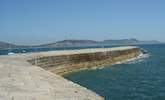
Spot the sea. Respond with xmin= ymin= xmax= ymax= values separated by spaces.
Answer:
xmin=1 ymin=44 xmax=165 ymax=100
xmin=64 ymin=44 xmax=165 ymax=100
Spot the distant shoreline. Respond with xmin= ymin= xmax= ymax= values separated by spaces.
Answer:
xmin=0 ymin=39 xmax=161 ymax=50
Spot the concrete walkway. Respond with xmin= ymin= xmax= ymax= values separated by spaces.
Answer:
xmin=0 ymin=46 xmax=138 ymax=100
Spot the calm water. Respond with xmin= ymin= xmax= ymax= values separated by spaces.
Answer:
xmin=65 ymin=44 xmax=165 ymax=100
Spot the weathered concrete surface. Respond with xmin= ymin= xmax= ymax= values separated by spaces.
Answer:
xmin=0 ymin=57 xmax=103 ymax=100
xmin=0 ymin=46 xmax=141 ymax=100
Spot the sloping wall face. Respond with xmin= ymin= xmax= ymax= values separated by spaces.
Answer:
xmin=28 ymin=48 xmax=141 ymax=75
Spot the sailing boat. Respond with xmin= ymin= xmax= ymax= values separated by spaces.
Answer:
xmin=8 ymin=43 xmax=15 ymax=55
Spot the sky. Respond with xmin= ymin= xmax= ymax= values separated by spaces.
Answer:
xmin=0 ymin=0 xmax=165 ymax=45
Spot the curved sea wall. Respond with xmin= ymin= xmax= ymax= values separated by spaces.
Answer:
xmin=0 ymin=46 xmax=142 ymax=100
xmin=28 ymin=47 xmax=141 ymax=76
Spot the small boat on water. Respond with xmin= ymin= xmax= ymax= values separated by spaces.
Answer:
xmin=7 ymin=44 xmax=15 ymax=55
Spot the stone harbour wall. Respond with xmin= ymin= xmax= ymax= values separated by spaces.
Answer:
xmin=0 ymin=46 xmax=143 ymax=100
xmin=28 ymin=47 xmax=141 ymax=76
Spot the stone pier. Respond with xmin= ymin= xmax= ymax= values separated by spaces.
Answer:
xmin=0 ymin=46 xmax=142 ymax=100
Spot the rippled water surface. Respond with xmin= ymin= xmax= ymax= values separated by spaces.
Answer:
xmin=65 ymin=44 xmax=165 ymax=100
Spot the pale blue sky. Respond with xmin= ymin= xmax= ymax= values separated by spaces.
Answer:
xmin=0 ymin=0 xmax=165 ymax=45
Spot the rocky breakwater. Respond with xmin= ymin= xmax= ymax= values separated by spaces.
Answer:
xmin=28 ymin=46 xmax=142 ymax=76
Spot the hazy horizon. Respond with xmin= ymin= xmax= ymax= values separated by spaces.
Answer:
xmin=0 ymin=38 xmax=162 ymax=46
xmin=0 ymin=0 xmax=165 ymax=45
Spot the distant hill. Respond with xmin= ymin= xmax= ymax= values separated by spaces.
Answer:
xmin=36 ymin=39 xmax=160 ymax=48
xmin=103 ymin=39 xmax=139 ymax=45
xmin=0 ymin=41 xmax=28 ymax=49
xmin=0 ymin=39 xmax=161 ymax=49
xmin=0 ymin=41 xmax=18 ymax=49
xmin=37 ymin=40 xmax=98 ymax=48
xmin=102 ymin=39 xmax=160 ymax=45
xmin=55 ymin=40 xmax=98 ymax=47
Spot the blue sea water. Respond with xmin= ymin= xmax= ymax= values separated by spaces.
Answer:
xmin=64 ymin=44 xmax=165 ymax=100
